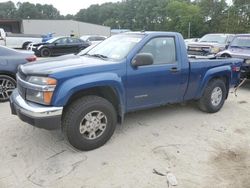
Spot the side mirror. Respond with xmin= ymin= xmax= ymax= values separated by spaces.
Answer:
xmin=132 ymin=53 xmax=154 ymax=67
xmin=225 ymin=44 xmax=229 ymax=49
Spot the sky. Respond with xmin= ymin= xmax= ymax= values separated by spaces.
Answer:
xmin=0 ymin=0 xmax=122 ymax=15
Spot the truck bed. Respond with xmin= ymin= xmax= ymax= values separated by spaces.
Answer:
xmin=184 ymin=58 xmax=243 ymax=101
xmin=6 ymin=32 xmax=42 ymax=38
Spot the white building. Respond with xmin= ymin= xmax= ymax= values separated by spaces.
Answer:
xmin=0 ymin=19 xmax=111 ymax=37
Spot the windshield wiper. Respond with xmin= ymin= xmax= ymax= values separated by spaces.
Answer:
xmin=87 ymin=54 xmax=108 ymax=60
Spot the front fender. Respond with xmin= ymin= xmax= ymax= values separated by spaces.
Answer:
xmin=52 ymin=73 xmax=125 ymax=110
xmin=216 ymin=50 xmax=231 ymax=57
xmin=196 ymin=65 xmax=231 ymax=99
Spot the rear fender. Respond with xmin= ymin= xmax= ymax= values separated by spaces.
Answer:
xmin=196 ymin=66 xmax=231 ymax=99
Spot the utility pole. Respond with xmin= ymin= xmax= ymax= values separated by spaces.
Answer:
xmin=188 ymin=22 xmax=191 ymax=38
xmin=226 ymin=9 xmax=230 ymax=33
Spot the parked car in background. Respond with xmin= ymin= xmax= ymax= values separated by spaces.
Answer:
xmin=217 ymin=34 xmax=250 ymax=78
xmin=0 ymin=28 xmax=43 ymax=49
xmin=0 ymin=45 xmax=36 ymax=102
xmin=10 ymin=31 xmax=243 ymax=151
xmin=77 ymin=43 xmax=98 ymax=56
xmin=30 ymin=37 xmax=90 ymax=57
xmin=80 ymin=35 xmax=107 ymax=45
xmin=187 ymin=33 xmax=234 ymax=56
xmin=184 ymin=38 xmax=199 ymax=48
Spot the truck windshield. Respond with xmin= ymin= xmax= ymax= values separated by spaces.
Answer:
xmin=199 ymin=34 xmax=227 ymax=44
xmin=230 ymin=36 xmax=250 ymax=48
xmin=85 ymin=34 xmax=144 ymax=61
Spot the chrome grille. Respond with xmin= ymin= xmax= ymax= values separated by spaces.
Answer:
xmin=188 ymin=46 xmax=211 ymax=56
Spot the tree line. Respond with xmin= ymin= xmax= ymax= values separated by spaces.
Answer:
xmin=0 ymin=0 xmax=249 ymax=38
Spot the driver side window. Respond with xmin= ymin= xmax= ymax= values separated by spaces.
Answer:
xmin=55 ymin=38 xmax=68 ymax=44
xmin=140 ymin=37 xmax=176 ymax=65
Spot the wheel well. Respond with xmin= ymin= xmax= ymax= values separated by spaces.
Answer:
xmin=221 ymin=53 xmax=231 ymax=58
xmin=0 ymin=72 xmax=16 ymax=80
xmin=208 ymin=76 xmax=229 ymax=98
xmin=64 ymin=86 xmax=121 ymax=121
xmin=22 ymin=41 xmax=32 ymax=48
xmin=40 ymin=47 xmax=50 ymax=53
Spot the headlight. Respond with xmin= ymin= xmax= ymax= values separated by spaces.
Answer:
xmin=28 ymin=76 xmax=57 ymax=85
xmin=26 ymin=76 xmax=57 ymax=105
xmin=210 ymin=47 xmax=220 ymax=54
xmin=245 ymin=59 xmax=250 ymax=64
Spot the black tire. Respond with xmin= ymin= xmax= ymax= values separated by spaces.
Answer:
xmin=62 ymin=95 xmax=117 ymax=151
xmin=40 ymin=48 xmax=51 ymax=57
xmin=198 ymin=79 xmax=226 ymax=113
xmin=0 ymin=75 xmax=16 ymax=102
xmin=22 ymin=42 xmax=31 ymax=50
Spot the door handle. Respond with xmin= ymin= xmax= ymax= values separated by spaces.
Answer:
xmin=170 ymin=67 xmax=179 ymax=73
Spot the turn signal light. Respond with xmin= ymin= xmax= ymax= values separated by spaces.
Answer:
xmin=43 ymin=91 xmax=54 ymax=104
xmin=46 ymin=78 xmax=57 ymax=85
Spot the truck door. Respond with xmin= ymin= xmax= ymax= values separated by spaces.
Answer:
xmin=126 ymin=36 xmax=186 ymax=111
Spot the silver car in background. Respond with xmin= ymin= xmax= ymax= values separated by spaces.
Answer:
xmin=187 ymin=33 xmax=234 ymax=56
xmin=80 ymin=35 xmax=107 ymax=46
xmin=217 ymin=34 xmax=250 ymax=78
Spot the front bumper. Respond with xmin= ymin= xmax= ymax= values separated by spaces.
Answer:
xmin=10 ymin=89 xmax=63 ymax=130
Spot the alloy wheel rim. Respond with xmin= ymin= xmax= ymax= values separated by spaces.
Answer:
xmin=79 ymin=111 xmax=108 ymax=140
xmin=0 ymin=78 xmax=15 ymax=101
xmin=211 ymin=87 xmax=222 ymax=106
xmin=44 ymin=51 xmax=49 ymax=56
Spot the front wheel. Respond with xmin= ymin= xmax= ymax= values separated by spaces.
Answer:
xmin=62 ymin=96 xmax=117 ymax=151
xmin=198 ymin=79 xmax=226 ymax=113
xmin=0 ymin=75 xmax=16 ymax=102
xmin=40 ymin=48 xmax=51 ymax=57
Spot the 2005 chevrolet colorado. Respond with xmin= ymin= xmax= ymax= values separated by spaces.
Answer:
xmin=10 ymin=32 xmax=243 ymax=151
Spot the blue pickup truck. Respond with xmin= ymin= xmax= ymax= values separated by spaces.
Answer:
xmin=10 ymin=32 xmax=242 ymax=151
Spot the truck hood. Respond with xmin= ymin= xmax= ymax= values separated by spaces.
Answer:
xmin=188 ymin=42 xmax=224 ymax=48
xmin=20 ymin=54 xmax=119 ymax=76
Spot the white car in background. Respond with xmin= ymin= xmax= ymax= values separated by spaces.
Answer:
xmin=0 ymin=28 xmax=42 ymax=49
xmin=80 ymin=35 xmax=107 ymax=45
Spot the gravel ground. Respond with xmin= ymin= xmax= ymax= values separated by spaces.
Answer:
xmin=0 ymin=81 xmax=250 ymax=188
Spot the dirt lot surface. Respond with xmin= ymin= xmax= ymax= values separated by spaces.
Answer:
xmin=0 ymin=82 xmax=250 ymax=188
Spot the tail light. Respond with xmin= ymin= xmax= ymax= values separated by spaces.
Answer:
xmin=232 ymin=65 xmax=241 ymax=72
xmin=26 ymin=55 xmax=37 ymax=62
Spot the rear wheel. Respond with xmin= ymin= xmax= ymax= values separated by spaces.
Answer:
xmin=22 ymin=42 xmax=32 ymax=50
xmin=0 ymin=75 xmax=16 ymax=102
xmin=198 ymin=79 xmax=226 ymax=113
xmin=62 ymin=96 xmax=117 ymax=151
xmin=40 ymin=48 xmax=51 ymax=57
